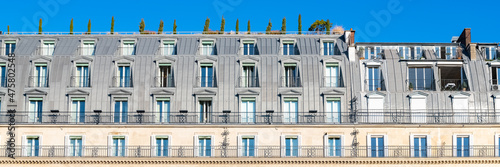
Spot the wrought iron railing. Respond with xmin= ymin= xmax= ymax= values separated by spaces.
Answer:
xmin=196 ymin=76 xmax=217 ymax=87
xmin=70 ymin=76 xmax=91 ymax=87
xmin=281 ymin=76 xmax=301 ymax=87
xmin=364 ymin=79 xmax=385 ymax=91
xmin=439 ymin=79 xmax=468 ymax=91
xmin=28 ymin=76 xmax=49 ymax=87
xmin=112 ymin=76 xmax=133 ymax=87
xmin=36 ymin=46 xmax=55 ymax=56
xmin=323 ymin=76 xmax=342 ymax=87
xmin=116 ymin=46 xmax=136 ymax=56
xmin=77 ymin=46 xmax=95 ymax=56
xmin=238 ymin=76 xmax=259 ymax=87
xmin=154 ymin=76 xmax=175 ymax=87
xmin=407 ymin=79 xmax=435 ymax=91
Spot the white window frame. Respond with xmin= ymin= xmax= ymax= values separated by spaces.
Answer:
xmin=161 ymin=39 xmax=177 ymax=56
xmin=121 ymin=40 xmax=136 ymax=56
xmin=2 ymin=39 xmax=17 ymax=56
xmin=80 ymin=40 xmax=96 ymax=56
xmin=281 ymin=39 xmax=296 ymax=56
xmin=22 ymin=135 xmax=42 ymax=157
xmin=239 ymin=96 xmax=257 ymax=123
xmin=409 ymin=134 xmax=430 ymax=157
xmin=362 ymin=46 xmax=381 ymax=59
xmin=324 ymin=61 xmax=340 ymax=87
xmin=107 ymin=135 xmax=129 ymax=157
xmin=237 ymin=135 xmax=258 ymax=157
xmin=41 ymin=39 xmax=56 ymax=56
xmin=452 ymin=134 xmax=473 ymax=157
xmin=282 ymin=97 xmax=299 ymax=123
xmin=280 ymin=135 xmax=301 ymax=157
xmin=200 ymin=39 xmax=216 ymax=56
xmin=320 ymin=39 xmax=336 ymax=56
xmin=323 ymin=134 xmax=344 ymax=157
xmin=150 ymin=135 xmax=172 ymax=157
xmin=240 ymin=39 xmax=256 ymax=55
xmin=484 ymin=46 xmax=498 ymax=60
xmin=65 ymin=135 xmax=86 ymax=157
xmin=366 ymin=134 xmax=388 ymax=157
xmin=194 ymin=135 xmax=215 ymax=157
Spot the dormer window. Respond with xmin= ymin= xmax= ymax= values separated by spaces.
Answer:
xmin=242 ymin=40 xmax=256 ymax=55
xmin=41 ymin=40 xmax=55 ymax=56
xmin=485 ymin=47 xmax=497 ymax=60
xmin=399 ymin=46 xmax=422 ymax=60
xmin=162 ymin=40 xmax=176 ymax=56
xmin=201 ymin=40 xmax=215 ymax=56
xmin=81 ymin=40 xmax=95 ymax=56
xmin=282 ymin=40 xmax=296 ymax=55
xmin=122 ymin=40 xmax=136 ymax=55
xmin=4 ymin=40 xmax=16 ymax=55
xmin=362 ymin=46 xmax=381 ymax=59
xmin=322 ymin=40 xmax=336 ymax=55
xmin=435 ymin=46 xmax=457 ymax=59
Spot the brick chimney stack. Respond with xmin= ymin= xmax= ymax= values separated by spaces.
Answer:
xmin=349 ymin=28 xmax=355 ymax=46
xmin=457 ymin=28 xmax=474 ymax=60
xmin=347 ymin=28 xmax=356 ymax=61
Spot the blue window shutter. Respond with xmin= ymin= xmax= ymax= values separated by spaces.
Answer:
xmin=114 ymin=102 xmax=120 ymax=122
xmin=421 ymin=138 xmax=427 ymax=157
xmin=285 ymin=138 xmax=291 ymax=156
xmin=206 ymin=138 xmax=212 ymax=156
xmin=207 ymin=67 xmax=213 ymax=87
xmin=378 ymin=137 xmax=384 ymax=157
xmin=464 ymin=137 xmax=469 ymax=157
xmin=457 ymin=137 xmax=463 ymax=157
xmin=122 ymin=101 xmax=128 ymax=122
xmin=34 ymin=138 xmax=39 ymax=156
xmin=249 ymin=138 xmax=255 ymax=156
xmin=334 ymin=138 xmax=341 ymax=156
xmin=414 ymin=138 xmax=419 ymax=157
xmin=371 ymin=137 xmax=376 ymax=157
xmin=156 ymin=138 xmax=161 ymax=156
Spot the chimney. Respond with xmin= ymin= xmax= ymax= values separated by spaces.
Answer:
xmin=349 ymin=28 xmax=355 ymax=46
xmin=347 ymin=28 xmax=356 ymax=61
xmin=457 ymin=28 xmax=473 ymax=60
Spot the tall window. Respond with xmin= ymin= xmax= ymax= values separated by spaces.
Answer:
xmin=485 ymin=47 xmax=497 ymax=60
xmin=25 ymin=136 xmax=40 ymax=157
xmin=240 ymin=136 xmax=255 ymax=157
xmin=4 ymin=40 xmax=16 ymax=55
xmin=68 ymin=136 xmax=83 ymax=157
xmin=326 ymin=97 xmax=341 ymax=123
xmin=75 ymin=63 xmax=90 ymax=87
xmin=199 ymin=98 xmax=212 ymax=123
xmin=81 ymin=41 xmax=95 ymax=56
xmin=284 ymin=63 xmax=299 ymax=87
xmin=162 ymin=40 xmax=176 ymax=55
xmin=71 ymin=98 xmax=85 ymax=123
xmin=34 ymin=63 xmax=48 ymax=87
xmin=111 ymin=136 xmax=126 ymax=156
xmin=156 ymin=98 xmax=170 ymax=123
xmin=370 ymin=136 xmax=385 ymax=157
xmin=28 ymin=98 xmax=43 ymax=123
xmin=456 ymin=136 xmax=470 ymax=157
xmin=413 ymin=136 xmax=427 ymax=157
xmin=241 ymin=63 xmax=257 ymax=87
xmin=325 ymin=62 xmax=339 ymax=87
xmin=122 ymin=40 xmax=135 ymax=55
xmin=323 ymin=41 xmax=335 ymax=55
xmin=364 ymin=46 xmax=381 ymax=59
xmin=0 ymin=62 xmax=6 ymax=87
xmin=446 ymin=46 xmax=457 ymax=59
xmin=367 ymin=67 xmax=380 ymax=91
xmin=282 ymin=40 xmax=295 ymax=55
xmin=243 ymin=40 xmax=255 ymax=55
xmin=201 ymin=40 xmax=215 ymax=56
xmin=367 ymin=95 xmax=384 ymax=123
xmin=494 ymin=67 xmax=500 ymax=88
xmin=200 ymin=63 xmax=214 ymax=87
xmin=42 ymin=40 xmax=55 ymax=55
xmin=155 ymin=136 xmax=169 ymax=157
xmin=117 ymin=64 xmax=131 ymax=87
xmin=158 ymin=63 xmax=173 ymax=87
xmin=198 ymin=136 xmax=212 ymax=157
xmin=240 ymin=97 xmax=255 ymax=123
xmin=284 ymin=136 xmax=299 ymax=157
xmin=114 ymin=98 xmax=128 ymax=123
xmin=408 ymin=67 xmax=434 ymax=90
xmin=283 ymin=97 xmax=298 ymax=123
xmin=326 ymin=136 xmax=341 ymax=157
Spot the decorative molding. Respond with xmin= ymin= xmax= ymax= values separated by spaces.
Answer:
xmin=237 ymin=89 xmax=260 ymax=95
xmin=151 ymin=89 xmax=175 ymax=95
xmin=66 ymin=89 xmax=90 ymax=96
xmin=108 ymin=89 xmax=133 ymax=95
xmin=24 ymin=89 xmax=48 ymax=95
xmin=71 ymin=56 xmax=94 ymax=62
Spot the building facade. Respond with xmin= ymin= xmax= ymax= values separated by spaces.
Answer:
xmin=0 ymin=29 xmax=499 ymax=166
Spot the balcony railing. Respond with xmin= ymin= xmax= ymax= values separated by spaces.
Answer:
xmin=0 ymin=47 xmax=16 ymax=56
xmin=28 ymin=76 xmax=49 ymax=87
xmin=238 ymin=76 xmax=259 ymax=87
xmin=439 ymin=79 xmax=468 ymax=91
xmin=196 ymin=76 xmax=217 ymax=87
xmin=112 ymin=76 xmax=133 ymax=87
xmin=281 ymin=76 xmax=301 ymax=87
xmin=200 ymin=46 xmax=216 ymax=56
xmin=364 ymin=79 xmax=385 ymax=91
xmin=70 ymin=76 xmax=91 ymax=87
xmin=323 ymin=76 xmax=342 ymax=87
xmin=0 ymin=145 xmax=495 ymax=158
xmin=407 ymin=79 xmax=435 ymax=91
xmin=157 ymin=46 xmax=176 ymax=55
xmin=116 ymin=46 xmax=136 ymax=56
xmin=154 ymin=76 xmax=175 ymax=87
xmin=77 ymin=46 xmax=95 ymax=56
xmin=36 ymin=46 xmax=55 ymax=56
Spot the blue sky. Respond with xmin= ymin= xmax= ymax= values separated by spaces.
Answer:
xmin=1 ymin=0 xmax=498 ymax=43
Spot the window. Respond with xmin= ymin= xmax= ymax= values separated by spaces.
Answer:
xmin=368 ymin=135 xmax=386 ymax=157
xmin=0 ymin=62 xmax=6 ymax=87
xmin=446 ymin=46 xmax=457 ymax=59
xmin=283 ymin=63 xmax=299 ymax=87
xmin=366 ymin=66 xmax=381 ymax=91
xmin=74 ymin=63 xmax=90 ymax=87
xmin=408 ymin=67 xmax=434 ymax=90
xmin=41 ymin=40 xmax=55 ymax=55
xmin=4 ymin=40 xmax=16 ymax=55
xmin=282 ymin=40 xmax=295 ymax=55
xmin=162 ymin=40 xmax=176 ymax=55
xmin=325 ymin=62 xmax=339 ymax=87
xmin=240 ymin=97 xmax=256 ymax=123
xmin=363 ymin=46 xmax=381 ymax=59
xmin=197 ymin=136 xmax=212 ymax=157
xmin=323 ymin=41 xmax=336 ymax=55
xmin=485 ymin=47 xmax=498 ymax=60
xmin=67 ymin=136 xmax=83 ymax=157
xmin=201 ymin=40 xmax=215 ymax=56
xmin=122 ymin=40 xmax=135 ymax=55
xmin=367 ymin=94 xmax=384 ymax=123
xmin=413 ymin=136 xmax=427 ymax=157
xmin=492 ymin=67 xmax=500 ymax=86
xmin=81 ymin=40 xmax=95 ymax=56
xmin=283 ymin=97 xmax=298 ymax=123
xmin=399 ymin=46 xmax=422 ymax=60
xmin=25 ymin=136 xmax=40 ymax=157
xmin=200 ymin=63 xmax=214 ymax=87
xmin=158 ymin=63 xmax=173 ymax=87
xmin=242 ymin=40 xmax=256 ymax=55
xmin=455 ymin=135 xmax=470 ymax=157
xmin=114 ymin=98 xmax=128 ymax=123
xmin=199 ymin=98 xmax=212 ymax=123
xmin=283 ymin=136 xmax=299 ymax=157
xmin=33 ymin=62 xmax=48 ymax=87
xmin=325 ymin=97 xmax=341 ymax=123
xmin=28 ymin=97 xmax=43 ymax=123
xmin=71 ymin=98 xmax=85 ymax=123
xmin=496 ymin=134 xmax=500 ymax=157
xmin=241 ymin=63 xmax=257 ymax=87
xmin=240 ymin=136 xmax=255 ymax=157
xmin=325 ymin=136 xmax=342 ymax=157
xmin=110 ymin=136 xmax=126 ymax=156
xmin=156 ymin=98 xmax=170 ymax=123
xmin=117 ymin=63 xmax=131 ymax=87
xmin=439 ymin=67 xmax=467 ymax=91
xmin=154 ymin=136 xmax=169 ymax=157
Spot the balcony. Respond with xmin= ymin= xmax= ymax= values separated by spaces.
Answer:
xmin=439 ymin=79 xmax=468 ymax=91
xmin=238 ymin=76 xmax=259 ymax=87
xmin=70 ymin=76 xmax=91 ymax=87
xmin=0 ymin=145 xmax=495 ymax=158
xmin=112 ymin=76 xmax=133 ymax=87
xmin=281 ymin=76 xmax=301 ymax=87
xmin=407 ymin=79 xmax=435 ymax=91
xmin=323 ymin=76 xmax=342 ymax=87
xmin=28 ymin=76 xmax=49 ymax=87
xmin=196 ymin=76 xmax=217 ymax=87
xmin=154 ymin=76 xmax=175 ymax=87
xmin=364 ymin=79 xmax=385 ymax=91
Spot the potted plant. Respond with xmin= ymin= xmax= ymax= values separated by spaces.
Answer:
xmin=409 ymin=82 xmax=414 ymax=91
xmin=462 ymin=82 xmax=468 ymax=91
xmin=377 ymin=87 xmax=381 ymax=91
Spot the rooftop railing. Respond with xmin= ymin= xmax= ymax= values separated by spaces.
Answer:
xmin=439 ymin=79 xmax=468 ymax=91
xmin=0 ymin=31 xmax=343 ymax=36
